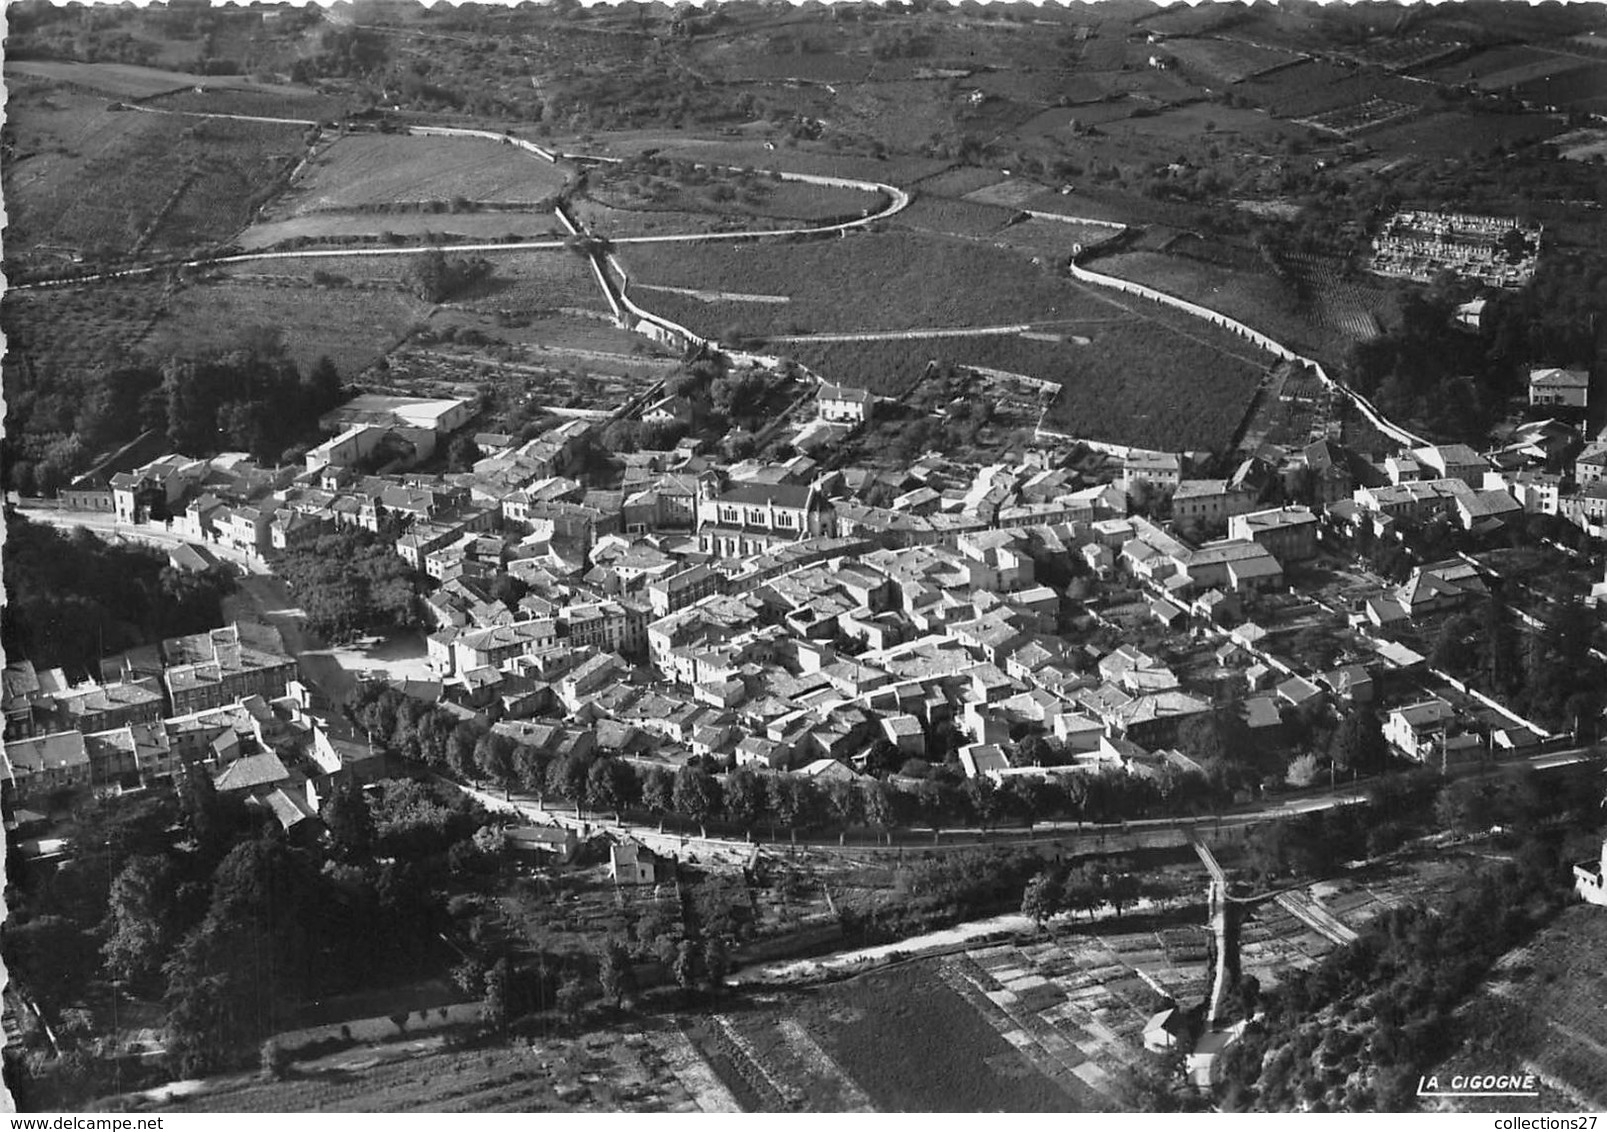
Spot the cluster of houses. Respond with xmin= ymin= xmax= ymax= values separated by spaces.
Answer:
xmin=0 ymin=623 xmax=375 ymax=843
xmin=17 ymin=366 xmax=1601 ymax=827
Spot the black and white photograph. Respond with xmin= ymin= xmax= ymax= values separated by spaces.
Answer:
xmin=3 ymin=0 xmax=1607 ymax=1117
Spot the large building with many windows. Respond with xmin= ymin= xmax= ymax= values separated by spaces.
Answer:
xmin=697 ymin=482 xmax=832 ymax=559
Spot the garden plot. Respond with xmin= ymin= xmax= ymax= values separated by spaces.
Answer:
xmin=283 ymin=134 xmax=569 ymax=213
xmin=380 ymin=342 xmax=669 ymax=416
xmin=425 ymin=310 xmax=678 ymax=367
xmin=797 ymin=962 xmax=1081 ymax=1111
xmin=152 ymin=1026 xmax=711 ymax=1114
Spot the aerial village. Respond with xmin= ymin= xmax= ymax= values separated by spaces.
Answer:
xmin=6 ymin=349 xmax=1603 ymax=847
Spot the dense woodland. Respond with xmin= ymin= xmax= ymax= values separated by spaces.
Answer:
xmin=1425 ymin=590 xmax=1605 ymax=737
xmin=1344 ymin=263 xmax=1605 ymax=446
xmin=2 ymin=768 xmax=492 ymax=1105
xmin=0 ymin=515 xmax=235 ymax=678
xmin=2 ymin=324 xmax=345 ymax=495
xmin=273 ymin=528 xmax=424 ymax=643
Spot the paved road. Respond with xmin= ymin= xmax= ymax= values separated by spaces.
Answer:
xmin=12 ymin=106 xmax=1429 ymax=463
xmin=456 ymin=742 xmax=1599 ymax=866
xmin=15 ymin=503 xmax=272 ymax=576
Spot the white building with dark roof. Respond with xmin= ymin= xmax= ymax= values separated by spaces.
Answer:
xmin=816 ymin=385 xmax=875 ymax=424
xmin=697 ymin=481 xmax=831 ymax=558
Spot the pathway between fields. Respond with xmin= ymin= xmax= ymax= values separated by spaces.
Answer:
xmin=13 ymin=117 xmax=909 ymax=291
xmin=20 ymin=108 xmax=1424 ymax=476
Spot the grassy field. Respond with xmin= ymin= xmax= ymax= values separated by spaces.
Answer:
xmin=424 ymin=310 xmax=677 ymax=371
xmin=617 ymin=231 xmax=1120 ymax=337
xmin=985 ymin=218 xmax=1126 ymax=261
xmin=571 ymin=200 xmax=764 ymax=239
xmin=458 ymin=250 xmax=614 ymax=315
xmin=910 ymin=166 xmax=1010 ymax=199
xmin=1556 ymin=127 xmax=1607 ymax=162
xmin=588 ymin=169 xmax=880 ymax=224
xmin=150 ymin=119 xmax=314 ymax=252
xmin=145 ymin=86 xmax=358 ymax=122
xmin=1424 ymin=44 xmax=1586 ymax=89
xmin=140 ymin=280 xmax=429 ymax=377
xmin=284 ymin=134 xmax=569 ymax=212
xmin=1161 ymin=36 xmax=1306 ymax=83
xmin=1514 ymin=62 xmax=1607 ymax=115
xmin=1426 ymin=902 xmax=1607 ymax=1112
xmin=891 ymin=195 xmax=1017 ymax=238
xmin=237 ymin=211 xmax=566 ymax=250
xmin=594 ymin=134 xmax=952 ymax=188
xmin=1103 ymin=103 xmax=1295 ymax=146
xmin=5 ymin=59 xmax=301 ymax=98
xmin=1244 ymin=60 xmax=1431 ymax=118
xmin=1361 ymin=110 xmax=1569 ymax=160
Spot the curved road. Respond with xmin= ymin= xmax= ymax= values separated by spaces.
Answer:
xmin=12 ymin=116 xmax=909 ymax=291
xmin=15 ymin=105 xmax=1422 ymax=456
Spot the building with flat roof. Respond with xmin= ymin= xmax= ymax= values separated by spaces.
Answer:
xmin=319 ymin=394 xmax=473 ymax=435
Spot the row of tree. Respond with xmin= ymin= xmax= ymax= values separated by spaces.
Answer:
xmin=1019 ymin=860 xmax=1148 ymax=927
xmin=349 ymin=683 xmax=1410 ymax=843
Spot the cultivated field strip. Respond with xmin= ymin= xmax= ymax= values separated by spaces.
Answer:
xmin=711 ymin=1014 xmax=802 ymax=1109
xmin=658 ymin=1026 xmax=745 ymax=1112
xmin=774 ymin=1019 xmax=876 ymax=1112
xmin=937 ymin=954 xmax=1113 ymax=1108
